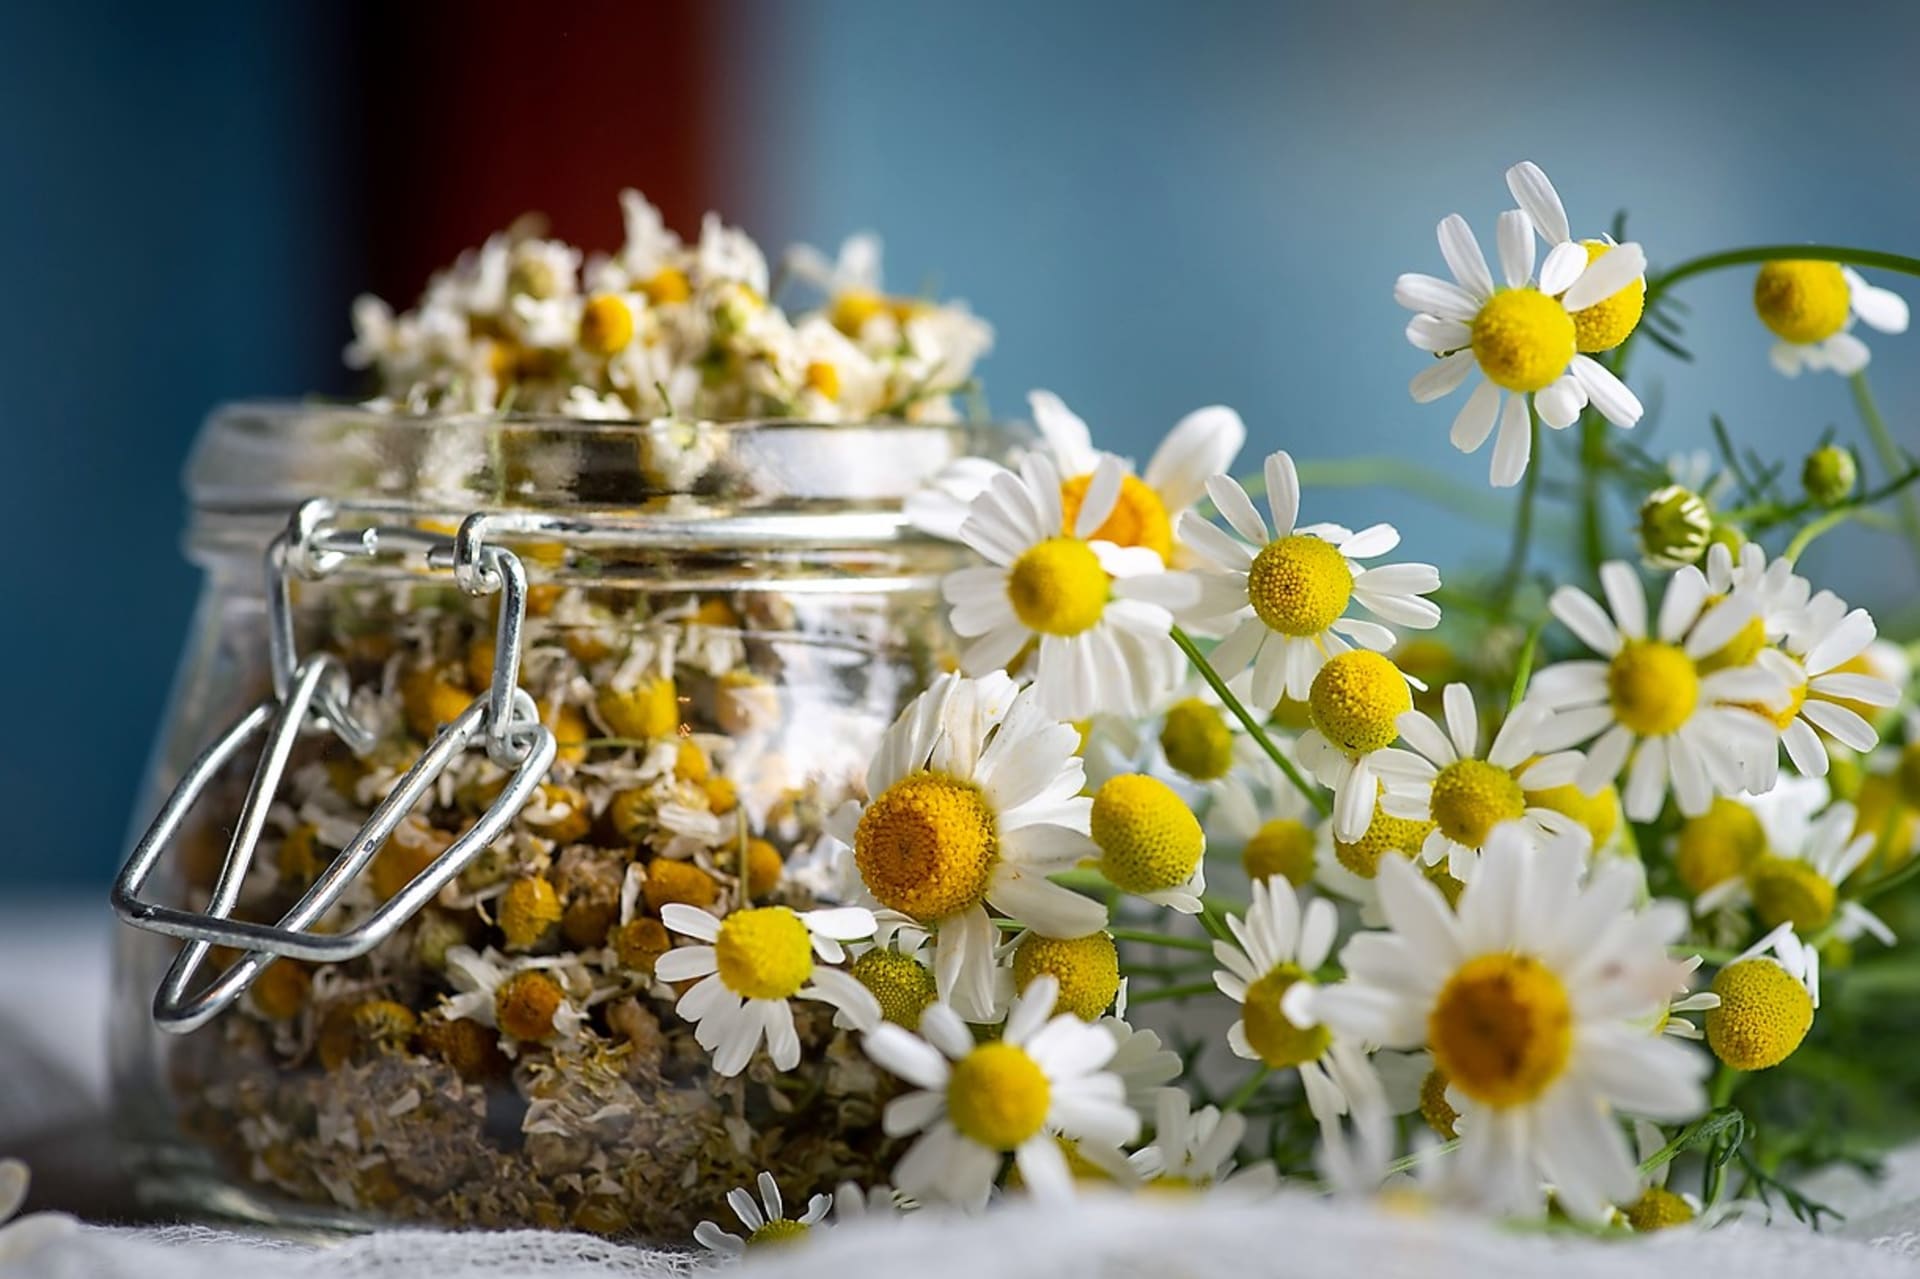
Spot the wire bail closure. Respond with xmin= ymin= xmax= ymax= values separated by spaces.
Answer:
xmin=111 ymin=499 xmax=557 ymax=1033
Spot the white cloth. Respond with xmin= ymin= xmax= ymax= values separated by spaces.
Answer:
xmin=10 ymin=900 xmax=1920 ymax=1277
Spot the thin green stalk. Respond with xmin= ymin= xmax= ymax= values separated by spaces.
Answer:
xmin=1106 ymin=925 xmax=1216 ymax=954
xmin=1782 ymin=508 xmax=1853 ymax=563
xmin=1508 ymin=620 xmax=1543 ymax=708
xmin=1851 ymin=370 xmax=1920 ymax=567
xmin=1496 ymin=408 xmax=1542 ymax=607
xmin=1222 ymin=1065 xmax=1271 ymax=1112
xmin=1126 ymin=980 xmax=1219 ymax=1006
xmin=1647 ymin=245 xmax=1920 ymax=306
xmin=1170 ymin=626 xmax=1330 ymax=816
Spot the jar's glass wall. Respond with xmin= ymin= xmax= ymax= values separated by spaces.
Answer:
xmin=111 ymin=409 xmax=1020 ymax=1240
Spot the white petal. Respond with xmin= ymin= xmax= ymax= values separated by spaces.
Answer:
xmin=1437 ymin=212 xmax=1495 ymax=297
xmin=1538 ymin=240 xmax=1588 ymax=296
xmin=1562 ymin=241 xmax=1646 ymax=311
xmin=1265 ymin=450 xmax=1301 ymax=536
xmin=1495 ymin=209 xmax=1536 ymax=288
xmin=1206 ymin=473 xmax=1269 ymax=546
xmin=1598 ymin=561 xmax=1647 ymax=641
xmin=1450 ymin=380 xmax=1501 ymax=454
xmin=1505 ymin=161 xmax=1570 ymax=244
xmin=1488 ymin=392 xmax=1533 ymax=487
xmin=1394 ymin=273 xmax=1481 ymax=321
xmin=1569 ymin=356 xmax=1642 ymax=427
xmin=1847 ymin=270 xmax=1910 ymax=333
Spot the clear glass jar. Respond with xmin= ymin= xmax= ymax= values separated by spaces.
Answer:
xmin=111 ymin=403 xmax=1024 ymax=1240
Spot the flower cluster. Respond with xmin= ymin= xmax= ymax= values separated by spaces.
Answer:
xmin=664 ymin=158 xmax=1920 ymax=1247
xmin=348 ymin=192 xmax=992 ymax=423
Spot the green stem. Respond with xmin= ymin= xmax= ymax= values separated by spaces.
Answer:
xmin=1508 ymin=621 xmax=1543 ymax=708
xmin=1647 ymin=244 xmax=1920 ymax=306
xmin=1781 ymin=508 xmax=1853 ymax=563
xmin=1851 ymin=370 xmax=1920 ymax=567
xmin=1126 ymin=980 xmax=1219 ymax=1005
xmin=1710 ymin=1064 xmax=1744 ymax=1110
xmin=1106 ymin=925 xmax=1217 ymax=954
xmin=1170 ymin=626 xmax=1330 ymax=816
xmin=1496 ymin=408 xmax=1542 ymax=607
xmin=1222 ymin=1065 xmax=1271 ymax=1112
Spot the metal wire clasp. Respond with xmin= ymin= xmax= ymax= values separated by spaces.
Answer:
xmin=111 ymin=500 xmax=557 ymax=1033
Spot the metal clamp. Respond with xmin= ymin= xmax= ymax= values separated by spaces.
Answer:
xmin=111 ymin=500 xmax=557 ymax=1033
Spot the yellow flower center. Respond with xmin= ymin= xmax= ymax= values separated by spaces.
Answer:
xmin=1754 ymin=260 xmax=1851 ymax=344
xmin=948 ymin=1041 xmax=1051 ymax=1150
xmin=495 ymin=971 xmax=565 ymax=1042
xmin=1246 ymin=535 xmax=1354 ymax=636
xmin=1159 ymin=698 xmax=1235 ymax=781
xmin=1090 ymin=774 xmax=1203 ymax=894
xmin=1747 ymin=855 xmax=1836 ymax=932
xmin=1428 ymin=758 xmax=1528 ymax=849
xmin=1060 ymin=472 xmax=1175 ymax=563
xmin=1309 ymin=651 xmax=1412 ymax=755
xmin=1470 ymin=287 xmax=1576 ymax=393
xmin=829 ymin=289 xmax=889 ymax=335
xmin=1241 ymin=964 xmax=1331 ymax=1068
xmin=804 ymin=359 xmax=841 ymax=401
xmin=1429 ymin=954 xmax=1573 ymax=1108
xmin=854 ymin=773 xmax=1000 ymax=921
xmin=1566 ymin=241 xmax=1647 ymax=353
xmin=747 ymin=1219 xmax=812 ymax=1247
xmin=713 ymin=907 xmax=815 ymax=1001
xmin=642 ymin=267 xmax=692 ymax=307
xmin=1334 ymin=796 xmax=1435 ymax=879
xmin=1607 ymin=640 xmax=1699 ymax=736
xmin=1695 ymin=602 xmax=1766 ymax=675
xmin=1417 ymin=1068 xmax=1459 ymax=1139
xmin=579 ymin=294 xmax=636 ymax=355
xmin=498 ymin=876 xmax=563 ymax=950
xmin=1006 ymin=537 xmax=1110 ymax=636
xmin=1705 ymin=957 xmax=1813 ymax=1071
xmin=850 ymin=949 xmax=938 ymax=1029
xmin=1243 ymin=818 xmax=1318 ymax=887
xmin=597 ymin=675 xmax=682 ymax=741
xmin=1624 ymin=1187 xmax=1696 ymax=1232
xmin=1674 ymin=798 xmax=1766 ymax=895
xmin=1526 ymin=781 xmax=1620 ymax=849
xmin=1013 ymin=932 xmax=1120 ymax=1021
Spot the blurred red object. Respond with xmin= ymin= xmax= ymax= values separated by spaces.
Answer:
xmin=351 ymin=0 xmax=716 ymax=302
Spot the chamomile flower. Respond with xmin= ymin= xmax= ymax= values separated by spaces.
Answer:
xmin=1702 ymin=540 xmax=1813 ymax=637
xmin=1179 ymin=449 xmax=1442 ymax=708
xmin=941 ymin=453 xmax=1197 ymax=720
xmin=863 ymin=976 xmax=1140 ymax=1208
xmin=1128 ymin=1088 xmax=1277 ymax=1192
xmin=1295 ymin=649 xmax=1418 ymax=841
xmin=1397 ymin=208 xmax=1646 ymax=486
xmin=1743 ymin=587 xmax=1900 ymax=788
xmin=825 ymin=671 xmax=1108 ymax=1021
xmin=1755 ymin=260 xmax=1909 ymax=377
xmin=1703 ymin=923 xmax=1818 ymax=1071
xmin=1088 ymin=773 xmax=1207 ymax=913
xmin=1373 ymin=684 xmax=1588 ymax=881
xmin=656 ymin=903 xmax=881 ymax=1076
xmin=1212 ymin=876 xmax=1371 ymax=1124
xmin=906 ymin=389 xmax=1245 ymax=569
xmin=1697 ymin=801 xmax=1889 ymax=945
xmin=1504 ymin=161 xmax=1648 ymax=355
xmin=1314 ymin=828 xmax=1708 ymax=1223
xmin=1529 ymin=562 xmax=1786 ymax=820
xmin=694 ymin=1171 xmax=832 ymax=1254
xmin=441 ymin=945 xmax=588 ymax=1050
xmin=1208 ymin=756 xmax=1321 ymax=889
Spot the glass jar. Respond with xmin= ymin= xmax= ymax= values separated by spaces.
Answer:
xmin=110 ymin=403 xmax=1025 ymax=1240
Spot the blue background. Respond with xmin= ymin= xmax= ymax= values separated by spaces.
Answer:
xmin=5 ymin=0 xmax=1918 ymax=888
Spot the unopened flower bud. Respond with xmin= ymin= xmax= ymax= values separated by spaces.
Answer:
xmin=1802 ymin=445 xmax=1858 ymax=507
xmin=1637 ymin=485 xmax=1712 ymax=569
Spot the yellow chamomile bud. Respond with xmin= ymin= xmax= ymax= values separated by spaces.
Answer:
xmin=1090 ymin=774 xmax=1203 ymax=895
xmin=1418 ymin=1067 xmax=1459 ymax=1140
xmin=1243 ymin=818 xmax=1318 ymax=887
xmin=1637 ymin=485 xmax=1713 ymax=570
xmin=1241 ymin=963 xmax=1332 ymax=1068
xmin=1309 ymin=650 xmax=1412 ymax=755
xmin=597 ymin=676 xmax=681 ymax=741
xmin=1674 ymin=798 xmax=1766 ymax=896
xmin=1754 ymin=260 xmax=1851 ymax=344
xmin=1705 ymin=957 xmax=1813 ymax=1071
xmin=579 ymin=294 xmax=635 ymax=355
xmin=1159 ymin=698 xmax=1235 ymax=781
xmin=1748 ymin=855 xmax=1836 ymax=932
xmin=1802 ymin=445 xmax=1859 ymax=508
xmin=851 ymin=949 xmax=938 ymax=1029
xmin=1012 ymin=932 xmax=1120 ymax=1021
xmin=1334 ymin=797 xmax=1435 ymax=879
xmin=1624 ymin=1186 xmax=1696 ymax=1232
